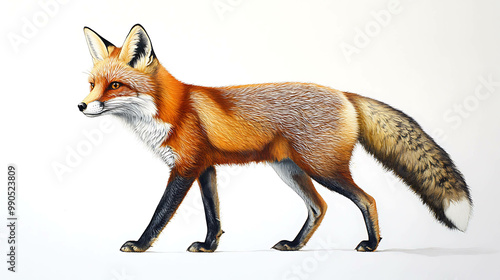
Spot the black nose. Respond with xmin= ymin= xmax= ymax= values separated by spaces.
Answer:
xmin=78 ymin=102 xmax=87 ymax=112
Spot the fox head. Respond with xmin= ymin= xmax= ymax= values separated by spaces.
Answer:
xmin=79 ymin=24 xmax=161 ymax=118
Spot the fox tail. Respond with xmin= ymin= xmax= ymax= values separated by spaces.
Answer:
xmin=346 ymin=93 xmax=472 ymax=231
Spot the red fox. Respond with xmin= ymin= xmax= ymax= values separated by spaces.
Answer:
xmin=79 ymin=24 xmax=472 ymax=253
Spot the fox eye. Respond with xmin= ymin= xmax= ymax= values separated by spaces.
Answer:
xmin=109 ymin=82 xmax=121 ymax=90
xmin=90 ymin=82 xmax=95 ymax=90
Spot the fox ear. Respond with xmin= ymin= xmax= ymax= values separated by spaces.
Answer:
xmin=83 ymin=27 xmax=115 ymax=63
xmin=119 ymin=24 xmax=156 ymax=69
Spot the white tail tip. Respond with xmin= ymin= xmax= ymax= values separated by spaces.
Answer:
xmin=444 ymin=198 xmax=471 ymax=232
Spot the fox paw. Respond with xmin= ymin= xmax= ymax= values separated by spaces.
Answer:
xmin=272 ymin=240 xmax=303 ymax=251
xmin=120 ymin=240 xmax=148 ymax=252
xmin=187 ymin=241 xmax=217 ymax=252
xmin=355 ymin=240 xmax=378 ymax=252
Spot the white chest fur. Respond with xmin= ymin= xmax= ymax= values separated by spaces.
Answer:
xmin=128 ymin=115 xmax=177 ymax=168
xmin=108 ymin=95 xmax=177 ymax=168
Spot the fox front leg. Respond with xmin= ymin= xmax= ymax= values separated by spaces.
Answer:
xmin=120 ymin=173 xmax=195 ymax=252
xmin=187 ymin=166 xmax=224 ymax=252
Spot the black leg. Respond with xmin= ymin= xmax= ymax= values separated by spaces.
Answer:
xmin=271 ymin=159 xmax=327 ymax=251
xmin=120 ymin=173 xmax=195 ymax=252
xmin=311 ymin=175 xmax=381 ymax=252
xmin=187 ymin=166 xmax=224 ymax=252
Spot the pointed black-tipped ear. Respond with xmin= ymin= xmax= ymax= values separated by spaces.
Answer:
xmin=83 ymin=27 xmax=116 ymax=63
xmin=119 ymin=24 xmax=156 ymax=69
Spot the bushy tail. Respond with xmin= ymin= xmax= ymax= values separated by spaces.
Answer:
xmin=346 ymin=93 xmax=472 ymax=231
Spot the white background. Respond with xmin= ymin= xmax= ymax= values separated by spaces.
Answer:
xmin=1 ymin=0 xmax=500 ymax=279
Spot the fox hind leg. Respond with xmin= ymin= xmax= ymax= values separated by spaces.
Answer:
xmin=187 ymin=166 xmax=224 ymax=252
xmin=270 ymin=159 xmax=327 ymax=251
xmin=311 ymin=174 xmax=381 ymax=252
